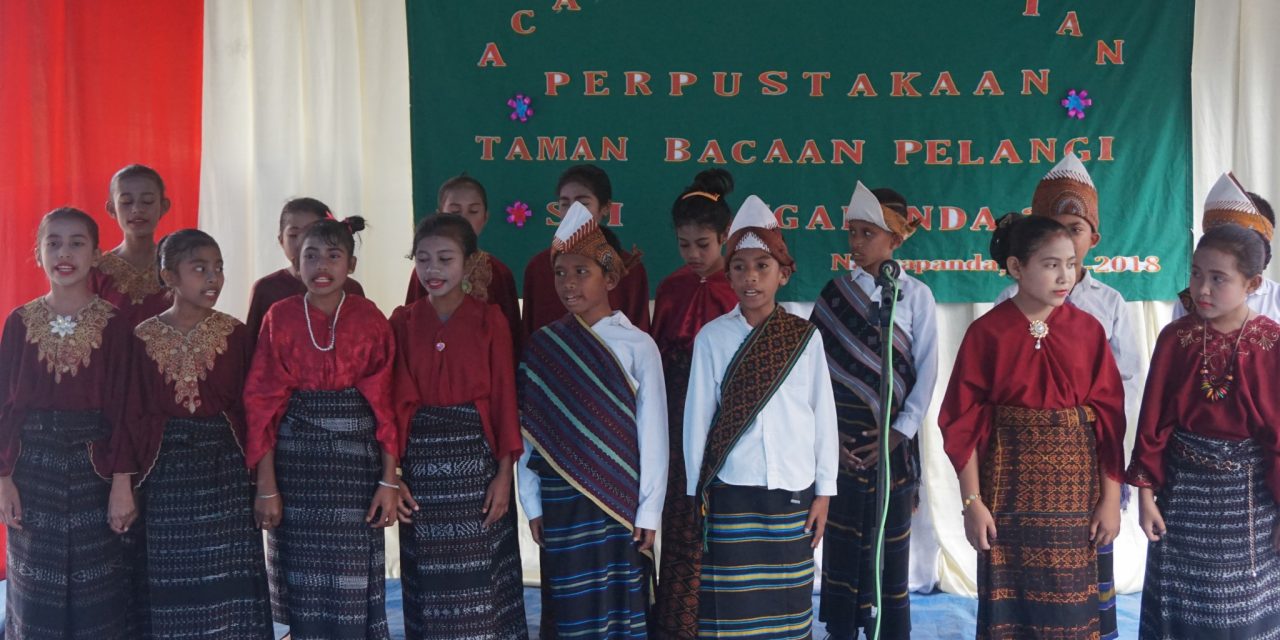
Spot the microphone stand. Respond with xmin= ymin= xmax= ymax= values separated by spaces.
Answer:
xmin=870 ymin=260 xmax=902 ymax=640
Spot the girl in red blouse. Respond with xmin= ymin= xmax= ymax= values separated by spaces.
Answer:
xmin=391 ymin=214 xmax=528 ymax=639
xmin=0 ymin=208 xmax=132 ymax=639
xmin=244 ymin=197 xmax=365 ymax=343
xmin=402 ymin=176 xmax=524 ymax=356
xmin=92 ymin=164 xmax=174 ymax=324
xmin=940 ymin=214 xmax=1125 ymax=639
xmin=1128 ymin=224 xmax=1280 ymax=637
xmin=243 ymin=216 xmax=398 ymax=639
xmin=650 ymin=168 xmax=737 ymax=638
xmin=521 ymin=164 xmax=651 ymax=335
xmin=109 ymin=229 xmax=272 ymax=638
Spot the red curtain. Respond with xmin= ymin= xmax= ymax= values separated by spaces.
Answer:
xmin=0 ymin=0 xmax=204 ymax=312
xmin=0 ymin=0 xmax=204 ymax=578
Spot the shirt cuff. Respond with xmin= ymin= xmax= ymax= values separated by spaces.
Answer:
xmin=635 ymin=504 xmax=663 ymax=531
xmin=1125 ymin=463 xmax=1155 ymax=489
xmin=815 ymin=479 xmax=838 ymax=496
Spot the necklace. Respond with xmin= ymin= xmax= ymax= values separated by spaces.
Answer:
xmin=303 ymin=291 xmax=346 ymax=352
xmin=1028 ymin=319 xmax=1049 ymax=350
xmin=1200 ymin=315 xmax=1250 ymax=401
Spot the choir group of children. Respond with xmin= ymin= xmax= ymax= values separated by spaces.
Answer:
xmin=0 ymin=156 xmax=1277 ymax=640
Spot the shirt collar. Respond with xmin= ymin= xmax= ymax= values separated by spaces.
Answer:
xmin=589 ymin=310 xmax=630 ymax=330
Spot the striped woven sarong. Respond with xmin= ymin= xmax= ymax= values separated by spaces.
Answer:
xmin=5 ymin=410 xmax=129 ymax=640
xmin=1139 ymin=430 xmax=1280 ymax=640
xmin=698 ymin=483 xmax=816 ymax=640
xmin=532 ymin=450 xmax=651 ymax=639
xmin=812 ymin=275 xmax=918 ymax=640
xmin=142 ymin=415 xmax=272 ymax=639
xmin=978 ymin=405 xmax=1100 ymax=640
xmin=400 ymin=404 xmax=527 ymax=640
xmin=267 ymin=389 xmax=389 ymax=640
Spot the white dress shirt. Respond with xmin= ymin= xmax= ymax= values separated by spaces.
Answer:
xmin=1171 ymin=276 xmax=1280 ymax=322
xmin=845 ymin=267 xmax=940 ymax=440
xmin=996 ymin=271 xmax=1142 ymax=422
xmin=683 ymin=306 xmax=839 ymax=497
xmin=516 ymin=311 xmax=669 ymax=531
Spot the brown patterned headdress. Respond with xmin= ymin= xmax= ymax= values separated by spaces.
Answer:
xmin=1204 ymin=172 xmax=1274 ymax=242
xmin=1031 ymin=153 xmax=1099 ymax=232
xmin=550 ymin=202 xmax=628 ymax=277
xmin=725 ymin=195 xmax=795 ymax=272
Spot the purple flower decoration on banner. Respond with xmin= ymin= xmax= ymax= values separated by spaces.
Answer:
xmin=507 ymin=94 xmax=533 ymax=122
xmin=506 ymin=201 xmax=531 ymax=227
xmin=1062 ymin=89 xmax=1092 ymax=119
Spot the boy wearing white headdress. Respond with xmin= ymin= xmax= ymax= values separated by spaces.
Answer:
xmin=812 ymin=182 xmax=939 ymax=640
xmin=681 ymin=195 xmax=838 ymax=638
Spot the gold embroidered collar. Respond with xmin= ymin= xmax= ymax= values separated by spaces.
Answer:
xmin=97 ymin=252 xmax=163 ymax=304
xmin=135 ymin=312 xmax=238 ymax=414
xmin=20 ymin=297 xmax=116 ymax=383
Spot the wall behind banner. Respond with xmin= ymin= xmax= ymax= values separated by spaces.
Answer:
xmin=406 ymin=0 xmax=1194 ymax=303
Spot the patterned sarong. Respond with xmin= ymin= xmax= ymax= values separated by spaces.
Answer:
xmin=654 ymin=347 xmax=703 ymax=639
xmin=400 ymin=404 xmax=527 ymax=640
xmin=5 ymin=410 xmax=129 ymax=640
xmin=699 ymin=483 xmax=816 ymax=640
xmin=142 ymin=415 xmax=272 ymax=639
xmin=1139 ymin=430 xmax=1280 ymax=640
xmin=978 ymin=405 xmax=1101 ymax=640
xmin=267 ymin=389 xmax=389 ymax=640
xmin=812 ymin=276 xmax=918 ymax=639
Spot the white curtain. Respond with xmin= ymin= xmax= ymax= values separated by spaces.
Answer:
xmin=198 ymin=0 xmax=1280 ymax=592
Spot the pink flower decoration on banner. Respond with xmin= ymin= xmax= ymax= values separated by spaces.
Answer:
xmin=506 ymin=201 xmax=531 ymax=227
xmin=1062 ymin=89 xmax=1092 ymax=119
xmin=507 ymin=94 xmax=533 ymax=122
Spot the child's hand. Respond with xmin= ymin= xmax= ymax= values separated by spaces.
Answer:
xmin=0 ymin=476 xmax=23 ymax=530
xmin=1090 ymin=492 xmax=1121 ymax=548
xmin=396 ymin=481 xmax=418 ymax=524
xmin=107 ymin=478 xmax=138 ymax=534
xmin=1138 ymin=488 xmax=1165 ymax=542
xmin=255 ymin=493 xmax=283 ymax=530
xmin=850 ymin=429 xmax=906 ymax=469
xmin=529 ymin=516 xmax=545 ymax=548
xmin=806 ymin=496 xmax=830 ymax=549
xmin=367 ymin=485 xmax=400 ymax=529
xmin=633 ymin=527 xmax=656 ymax=552
xmin=964 ymin=499 xmax=998 ymax=551
xmin=481 ymin=471 xmax=512 ymax=529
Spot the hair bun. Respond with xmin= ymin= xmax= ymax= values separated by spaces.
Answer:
xmin=691 ymin=169 xmax=734 ymax=197
xmin=342 ymin=215 xmax=368 ymax=234
xmin=988 ymin=212 xmax=1023 ymax=269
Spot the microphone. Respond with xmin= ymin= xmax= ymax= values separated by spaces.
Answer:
xmin=876 ymin=259 xmax=901 ymax=290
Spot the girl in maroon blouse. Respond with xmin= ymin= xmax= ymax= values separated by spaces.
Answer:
xmin=92 ymin=164 xmax=174 ymax=324
xmin=940 ymin=214 xmax=1125 ymax=639
xmin=1128 ymin=224 xmax=1280 ymax=637
xmin=109 ymin=229 xmax=272 ymax=638
xmin=0 ymin=208 xmax=132 ymax=638
xmin=243 ymin=217 xmax=399 ymax=639
xmin=521 ymin=164 xmax=651 ymax=336
xmin=403 ymin=175 xmax=524 ymax=356
xmin=650 ymin=169 xmax=737 ymax=638
xmin=244 ymin=197 xmax=365 ymax=343
xmin=391 ymin=214 xmax=528 ymax=639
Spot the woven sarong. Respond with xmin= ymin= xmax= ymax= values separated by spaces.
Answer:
xmin=532 ymin=450 xmax=651 ymax=639
xmin=1139 ymin=430 xmax=1280 ymax=640
xmin=978 ymin=405 xmax=1101 ymax=640
xmin=142 ymin=415 xmax=272 ymax=639
xmin=267 ymin=389 xmax=389 ymax=640
xmin=698 ymin=483 xmax=816 ymax=640
xmin=654 ymin=347 xmax=703 ymax=639
xmin=400 ymin=404 xmax=527 ymax=640
xmin=5 ymin=410 xmax=128 ymax=640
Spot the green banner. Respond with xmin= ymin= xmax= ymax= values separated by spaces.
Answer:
xmin=407 ymin=1 xmax=1193 ymax=303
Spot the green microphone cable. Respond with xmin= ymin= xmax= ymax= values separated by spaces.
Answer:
xmin=870 ymin=275 xmax=899 ymax=640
